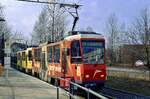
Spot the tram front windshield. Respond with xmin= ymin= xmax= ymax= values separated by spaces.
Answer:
xmin=82 ymin=40 xmax=104 ymax=64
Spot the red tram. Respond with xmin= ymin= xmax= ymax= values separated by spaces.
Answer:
xmin=17 ymin=31 xmax=106 ymax=89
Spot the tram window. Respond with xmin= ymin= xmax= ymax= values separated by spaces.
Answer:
xmin=54 ymin=46 xmax=60 ymax=63
xmin=22 ymin=52 xmax=25 ymax=60
xmin=82 ymin=40 xmax=105 ymax=64
xmin=37 ymin=49 xmax=41 ymax=61
xmin=47 ymin=47 xmax=52 ymax=63
xmin=35 ymin=49 xmax=41 ymax=61
xmin=34 ymin=50 xmax=38 ymax=61
xmin=34 ymin=50 xmax=37 ymax=60
xmin=28 ymin=51 xmax=32 ymax=61
xmin=17 ymin=53 xmax=20 ymax=60
xmin=71 ymin=40 xmax=82 ymax=63
xmin=17 ymin=54 xmax=18 ymax=60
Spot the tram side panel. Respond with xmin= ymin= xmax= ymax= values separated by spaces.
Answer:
xmin=45 ymin=41 xmax=74 ymax=87
xmin=39 ymin=43 xmax=48 ymax=81
xmin=32 ymin=48 xmax=41 ymax=77
xmin=36 ymin=48 xmax=41 ymax=77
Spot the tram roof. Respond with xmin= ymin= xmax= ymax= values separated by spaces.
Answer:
xmin=68 ymin=31 xmax=102 ymax=35
xmin=64 ymin=31 xmax=104 ymax=41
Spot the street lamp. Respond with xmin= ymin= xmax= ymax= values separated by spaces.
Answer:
xmin=0 ymin=17 xmax=5 ymax=66
xmin=0 ymin=17 xmax=5 ymax=76
xmin=0 ymin=17 xmax=10 ymax=79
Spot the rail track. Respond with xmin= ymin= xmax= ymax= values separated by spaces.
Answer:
xmin=99 ymin=86 xmax=150 ymax=99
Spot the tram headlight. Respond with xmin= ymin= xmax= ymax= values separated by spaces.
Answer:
xmin=101 ymin=74 xmax=104 ymax=78
xmin=85 ymin=74 xmax=89 ymax=78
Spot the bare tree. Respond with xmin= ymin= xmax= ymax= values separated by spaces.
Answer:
xmin=106 ymin=13 xmax=121 ymax=65
xmin=32 ymin=6 xmax=48 ymax=44
xmin=47 ymin=0 xmax=67 ymax=42
xmin=32 ymin=1 xmax=67 ymax=44
xmin=128 ymin=7 xmax=150 ymax=69
xmin=0 ymin=5 xmax=11 ymax=42
xmin=11 ymin=31 xmax=26 ymax=44
xmin=13 ymin=32 xmax=22 ymax=43
xmin=0 ymin=4 xmax=12 ymax=66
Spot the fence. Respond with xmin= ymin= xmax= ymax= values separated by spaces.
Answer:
xmin=107 ymin=68 xmax=150 ymax=81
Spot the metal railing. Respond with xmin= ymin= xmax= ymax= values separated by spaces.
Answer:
xmin=56 ymin=77 xmax=108 ymax=99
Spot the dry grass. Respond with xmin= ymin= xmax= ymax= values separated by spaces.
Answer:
xmin=106 ymin=76 xmax=150 ymax=96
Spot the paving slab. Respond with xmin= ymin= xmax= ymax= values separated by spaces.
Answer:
xmin=0 ymin=68 xmax=71 ymax=99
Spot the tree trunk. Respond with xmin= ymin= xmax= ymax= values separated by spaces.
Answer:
xmin=145 ymin=45 xmax=150 ymax=70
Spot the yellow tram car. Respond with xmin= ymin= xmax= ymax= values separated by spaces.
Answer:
xmin=19 ymin=48 xmax=33 ymax=74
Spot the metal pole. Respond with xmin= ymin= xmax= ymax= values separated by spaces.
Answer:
xmin=57 ymin=78 xmax=59 ymax=99
xmin=6 ymin=68 xmax=8 ymax=79
xmin=87 ymin=88 xmax=90 ymax=99
xmin=52 ymin=4 xmax=55 ymax=42
xmin=69 ymin=83 xmax=72 ymax=99
xmin=2 ymin=33 xmax=4 ymax=67
xmin=57 ymin=87 xmax=59 ymax=99
xmin=0 ymin=18 xmax=6 ymax=79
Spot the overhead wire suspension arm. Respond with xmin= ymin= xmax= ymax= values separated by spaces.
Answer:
xmin=18 ymin=0 xmax=82 ymax=8
xmin=18 ymin=0 xmax=82 ymax=31
xmin=60 ymin=4 xmax=80 ymax=31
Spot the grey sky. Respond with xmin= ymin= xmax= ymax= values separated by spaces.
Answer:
xmin=0 ymin=0 xmax=150 ymax=37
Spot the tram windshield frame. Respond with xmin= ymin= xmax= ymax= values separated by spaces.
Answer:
xmin=81 ymin=40 xmax=105 ymax=64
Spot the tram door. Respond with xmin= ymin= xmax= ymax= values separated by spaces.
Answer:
xmin=41 ymin=52 xmax=46 ymax=70
xmin=62 ymin=48 xmax=68 ymax=76
xmin=61 ymin=48 xmax=70 ymax=87
xmin=40 ymin=51 xmax=47 ymax=80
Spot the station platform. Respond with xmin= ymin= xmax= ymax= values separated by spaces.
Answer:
xmin=0 ymin=68 xmax=72 ymax=99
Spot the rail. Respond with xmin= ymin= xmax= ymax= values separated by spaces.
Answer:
xmin=100 ymin=87 xmax=150 ymax=99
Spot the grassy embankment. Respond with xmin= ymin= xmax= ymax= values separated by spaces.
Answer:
xmin=106 ymin=76 xmax=150 ymax=96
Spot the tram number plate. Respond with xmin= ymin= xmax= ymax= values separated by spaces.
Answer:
xmin=77 ymin=66 xmax=81 ymax=76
